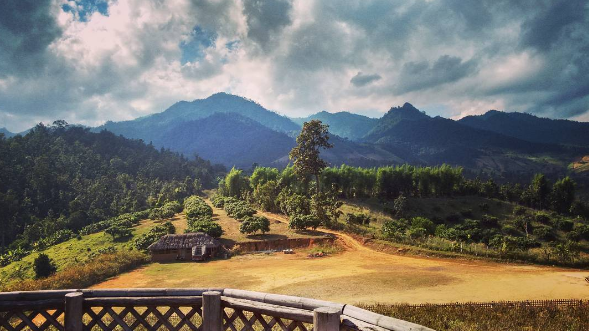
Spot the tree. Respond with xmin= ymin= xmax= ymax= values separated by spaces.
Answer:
xmin=34 ymin=253 xmax=57 ymax=279
xmin=393 ymin=194 xmax=407 ymax=218
xmin=530 ymin=174 xmax=550 ymax=209
xmin=239 ymin=216 xmax=270 ymax=235
xmin=551 ymin=177 xmax=575 ymax=214
xmin=289 ymin=120 xmax=333 ymax=193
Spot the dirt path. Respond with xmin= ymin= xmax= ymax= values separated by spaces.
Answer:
xmin=95 ymin=209 xmax=589 ymax=304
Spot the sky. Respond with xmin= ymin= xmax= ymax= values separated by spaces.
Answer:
xmin=0 ymin=0 xmax=588 ymax=132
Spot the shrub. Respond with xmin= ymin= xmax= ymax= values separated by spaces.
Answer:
xmin=4 ymin=250 xmax=148 ymax=291
xmin=410 ymin=217 xmax=435 ymax=235
xmin=382 ymin=219 xmax=410 ymax=238
xmin=502 ymin=224 xmax=521 ymax=236
xmin=535 ymin=212 xmax=552 ymax=224
xmin=289 ymin=215 xmax=320 ymax=230
xmin=186 ymin=219 xmax=223 ymax=238
xmin=533 ymin=225 xmax=555 ymax=241
xmin=134 ymin=221 xmax=176 ymax=251
xmin=480 ymin=215 xmax=499 ymax=228
xmin=346 ymin=213 xmax=372 ymax=226
xmin=239 ymin=216 xmax=270 ymax=235
xmin=277 ymin=191 xmax=311 ymax=216
xmin=34 ymin=253 xmax=56 ymax=279
xmin=513 ymin=205 xmax=528 ymax=216
xmin=224 ymin=200 xmax=256 ymax=220
xmin=105 ymin=224 xmax=132 ymax=240
xmin=184 ymin=196 xmax=213 ymax=219
xmin=80 ymin=211 xmax=145 ymax=235
xmin=211 ymin=195 xmax=226 ymax=208
xmin=552 ymin=218 xmax=574 ymax=232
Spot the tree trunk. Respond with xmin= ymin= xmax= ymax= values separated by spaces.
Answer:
xmin=315 ymin=174 xmax=321 ymax=194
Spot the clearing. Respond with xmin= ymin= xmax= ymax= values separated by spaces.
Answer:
xmin=94 ymin=211 xmax=589 ymax=305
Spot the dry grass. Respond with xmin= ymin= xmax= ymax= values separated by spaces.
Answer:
xmin=363 ymin=303 xmax=589 ymax=331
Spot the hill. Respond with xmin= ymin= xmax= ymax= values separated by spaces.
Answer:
xmin=0 ymin=128 xmax=14 ymax=138
xmin=155 ymin=113 xmax=295 ymax=168
xmin=292 ymin=111 xmax=378 ymax=141
xmin=0 ymin=122 xmax=222 ymax=250
xmin=459 ymin=110 xmax=589 ymax=147
xmin=98 ymin=92 xmax=299 ymax=142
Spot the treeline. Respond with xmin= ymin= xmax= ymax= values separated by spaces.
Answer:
xmin=220 ymin=164 xmax=586 ymax=219
xmin=0 ymin=121 xmax=225 ymax=251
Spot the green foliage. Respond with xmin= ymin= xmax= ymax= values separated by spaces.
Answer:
xmin=105 ymin=224 xmax=133 ymax=241
xmin=33 ymin=253 xmax=56 ymax=279
xmin=393 ymin=194 xmax=408 ymax=217
xmin=346 ymin=213 xmax=372 ymax=226
xmin=149 ymin=201 xmax=181 ymax=220
xmin=134 ymin=221 xmax=176 ymax=251
xmin=186 ymin=218 xmax=223 ymax=238
xmin=276 ymin=191 xmax=311 ymax=216
xmin=310 ymin=190 xmax=342 ymax=227
xmin=551 ymin=177 xmax=575 ymax=214
xmin=382 ymin=219 xmax=410 ymax=238
xmin=253 ymin=180 xmax=279 ymax=212
xmin=0 ymin=123 xmax=219 ymax=250
xmin=224 ymin=200 xmax=256 ymax=220
xmin=289 ymin=215 xmax=321 ymax=230
xmin=250 ymin=167 xmax=279 ymax=188
xmin=79 ymin=211 xmax=145 ymax=235
xmin=184 ymin=196 xmax=213 ymax=219
xmin=211 ymin=195 xmax=226 ymax=208
xmin=239 ymin=216 xmax=270 ymax=235
xmin=222 ymin=167 xmax=250 ymax=198
xmin=289 ymin=120 xmax=333 ymax=193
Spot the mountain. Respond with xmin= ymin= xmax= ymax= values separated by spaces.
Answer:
xmin=292 ymin=111 xmax=378 ymax=141
xmin=97 ymin=92 xmax=300 ymax=142
xmin=363 ymin=103 xmax=429 ymax=140
xmin=459 ymin=110 xmax=589 ymax=147
xmin=0 ymin=127 xmax=14 ymax=138
xmin=155 ymin=113 xmax=295 ymax=168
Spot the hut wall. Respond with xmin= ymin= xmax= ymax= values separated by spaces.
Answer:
xmin=151 ymin=251 xmax=177 ymax=262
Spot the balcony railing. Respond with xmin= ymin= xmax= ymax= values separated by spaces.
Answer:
xmin=0 ymin=288 xmax=433 ymax=331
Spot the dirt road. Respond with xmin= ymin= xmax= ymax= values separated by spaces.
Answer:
xmin=95 ymin=209 xmax=589 ymax=304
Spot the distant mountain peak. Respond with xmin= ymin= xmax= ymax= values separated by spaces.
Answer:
xmin=383 ymin=102 xmax=429 ymax=121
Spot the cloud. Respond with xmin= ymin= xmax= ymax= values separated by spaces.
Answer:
xmin=397 ymin=55 xmax=478 ymax=93
xmin=0 ymin=0 xmax=588 ymax=131
xmin=350 ymin=72 xmax=381 ymax=87
xmin=242 ymin=0 xmax=292 ymax=50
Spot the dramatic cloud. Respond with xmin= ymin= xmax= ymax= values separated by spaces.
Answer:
xmin=350 ymin=72 xmax=382 ymax=87
xmin=0 ymin=0 xmax=588 ymax=131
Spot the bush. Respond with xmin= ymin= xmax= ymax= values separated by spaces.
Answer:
xmin=186 ymin=219 xmax=223 ymax=238
xmin=211 ymin=195 xmax=226 ymax=208
xmin=224 ymin=200 xmax=256 ymax=220
xmin=289 ymin=215 xmax=320 ymax=230
xmin=134 ymin=221 xmax=176 ymax=251
xmin=34 ymin=253 xmax=56 ymax=279
xmin=410 ymin=217 xmax=435 ymax=235
xmin=239 ymin=216 xmax=270 ymax=235
xmin=4 ymin=250 xmax=148 ymax=291
xmin=535 ymin=212 xmax=552 ymax=224
xmin=480 ymin=215 xmax=499 ymax=228
xmin=533 ymin=225 xmax=555 ymax=241
xmin=513 ymin=205 xmax=528 ymax=216
xmin=552 ymin=218 xmax=574 ymax=232
xmin=184 ymin=196 xmax=213 ymax=219
xmin=80 ymin=211 xmax=145 ymax=235
xmin=346 ymin=213 xmax=372 ymax=226
xmin=382 ymin=218 xmax=410 ymax=238
xmin=277 ymin=191 xmax=311 ymax=216
xmin=105 ymin=224 xmax=132 ymax=240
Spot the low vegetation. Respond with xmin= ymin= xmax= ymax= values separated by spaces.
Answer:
xmin=184 ymin=195 xmax=223 ymax=237
xmin=363 ymin=303 xmax=589 ymax=331
xmin=2 ymin=250 xmax=148 ymax=292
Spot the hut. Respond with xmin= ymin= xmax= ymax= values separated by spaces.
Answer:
xmin=148 ymin=233 xmax=221 ymax=262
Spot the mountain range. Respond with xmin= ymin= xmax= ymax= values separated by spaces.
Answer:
xmin=6 ymin=92 xmax=589 ymax=179
xmin=94 ymin=93 xmax=589 ymax=177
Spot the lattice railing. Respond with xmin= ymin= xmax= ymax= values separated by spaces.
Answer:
xmin=0 ymin=289 xmax=434 ymax=331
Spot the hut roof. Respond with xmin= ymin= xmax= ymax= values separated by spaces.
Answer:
xmin=148 ymin=233 xmax=220 ymax=251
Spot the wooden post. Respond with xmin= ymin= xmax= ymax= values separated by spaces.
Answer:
xmin=202 ymin=291 xmax=222 ymax=331
xmin=65 ymin=292 xmax=84 ymax=331
xmin=313 ymin=307 xmax=341 ymax=331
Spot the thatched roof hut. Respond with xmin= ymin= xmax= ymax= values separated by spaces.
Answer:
xmin=148 ymin=233 xmax=221 ymax=261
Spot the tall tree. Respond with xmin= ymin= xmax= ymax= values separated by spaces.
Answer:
xmin=551 ymin=176 xmax=576 ymax=214
xmin=289 ymin=120 xmax=333 ymax=193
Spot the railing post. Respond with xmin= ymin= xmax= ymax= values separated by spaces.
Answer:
xmin=203 ymin=291 xmax=223 ymax=331
xmin=65 ymin=292 xmax=84 ymax=331
xmin=313 ymin=307 xmax=341 ymax=331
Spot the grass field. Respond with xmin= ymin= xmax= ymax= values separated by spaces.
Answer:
xmin=94 ymin=213 xmax=589 ymax=304
xmin=0 ymin=214 xmax=184 ymax=286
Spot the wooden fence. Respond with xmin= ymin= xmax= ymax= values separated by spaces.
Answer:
xmin=363 ymin=299 xmax=588 ymax=310
xmin=0 ymin=288 xmax=434 ymax=331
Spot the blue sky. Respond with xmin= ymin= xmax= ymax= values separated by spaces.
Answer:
xmin=0 ymin=0 xmax=588 ymax=131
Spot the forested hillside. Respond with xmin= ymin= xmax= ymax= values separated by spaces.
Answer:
xmin=460 ymin=110 xmax=589 ymax=147
xmin=0 ymin=121 xmax=224 ymax=250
